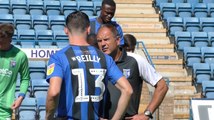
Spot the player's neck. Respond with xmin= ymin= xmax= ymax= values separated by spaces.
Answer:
xmin=69 ymin=36 xmax=89 ymax=46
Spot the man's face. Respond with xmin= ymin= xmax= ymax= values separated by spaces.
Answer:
xmin=100 ymin=4 xmax=116 ymax=23
xmin=97 ymin=27 xmax=120 ymax=55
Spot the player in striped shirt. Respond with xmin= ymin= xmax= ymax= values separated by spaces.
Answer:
xmin=45 ymin=11 xmax=132 ymax=120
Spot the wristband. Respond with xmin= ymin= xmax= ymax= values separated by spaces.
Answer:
xmin=18 ymin=93 xmax=25 ymax=98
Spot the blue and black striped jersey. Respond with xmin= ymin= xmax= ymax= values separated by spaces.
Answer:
xmin=46 ymin=45 xmax=123 ymax=120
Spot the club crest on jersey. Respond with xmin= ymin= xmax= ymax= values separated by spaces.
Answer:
xmin=123 ymin=69 xmax=130 ymax=78
xmin=10 ymin=59 xmax=16 ymax=68
xmin=47 ymin=63 xmax=55 ymax=76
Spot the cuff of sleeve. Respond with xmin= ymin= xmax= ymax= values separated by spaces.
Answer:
xmin=18 ymin=93 xmax=26 ymax=99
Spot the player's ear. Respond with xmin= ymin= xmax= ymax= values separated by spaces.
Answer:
xmin=87 ymin=26 xmax=91 ymax=35
xmin=64 ymin=27 xmax=69 ymax=35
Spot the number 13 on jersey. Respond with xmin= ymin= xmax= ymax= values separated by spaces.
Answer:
xmin=72 ymin=68 xmax=107 ymax=102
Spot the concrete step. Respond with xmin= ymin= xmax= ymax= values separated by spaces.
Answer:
xmin=149 ymin=52 xmax=178 ymax=60
xmin=137 ymin=38 xmax=170 ymax=44
xmin=115 ymin=0 xmax=153 ymax=4
xmin=173 ymin=114 xmax=189 ymax=119
xmin=153 ymin=59 xmax=183 ymax=70
xmin=128 ymin=32 xmax=166 ymax=37
xmin=123 ymin=28 xmax=166 ymax=33
xmin=174 ymin=106 xmax=190 ymax=119
xmin=153 ymin=59 xmax=183 ymax=66
xmin=156 ymin=68 xmax=187 ymax=77
xmin=174 ymin=86 xmax=196 ymax=96
xmin=168 ymin=76 xmax=192 ymax=86
xmin=145 ymin=44 xmax=174 ymax=52
xmin=115 ymin=14 xmax=160 ymax=22
xmin=117 ymin=3 xmax=153 ymax=8
xmin=116 ymin=8 xmax=156 ymax=14
xmin=118 ymin=21 xmax=164 ymax=29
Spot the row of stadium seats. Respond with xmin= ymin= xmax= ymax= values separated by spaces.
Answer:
xmin=0 ymin=0 xmax=101 ymax=16
xmin=155 ymin=0 xmax=214 ymax=8
xmin=160 ymin=3 xmax=214 ymax=20
xmin=0 ymin=14 xmax=67 ymax=30
xmin=16 ymin=97 xmax=46 ymax=120
xmin=183 ymin=47 xmax=214 ymax=67
xmin=12 ymin=29 xmax=68 ymax=48
xmin=175 ymin=32 xmax=214 ymax=51
xmin=192 ymin=63 xmax=214 ymax=98
xmin=16 ymin=78 xmax=48 ymax=99
xmin=167 ymin=17 xmax=214 ymax=36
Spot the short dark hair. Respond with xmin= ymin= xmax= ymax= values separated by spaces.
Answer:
xmin=99 ymin=24 xmax=119 ymax=38
xmin=65 ymin=11 xmax=90 ymax=33
xmin=102 ymin=0 xmax=116 ymax=8
xmin=124 ymin=34 xmax=137 ymax=47
xmin=0 ymin=23 xmax=14 ymax=39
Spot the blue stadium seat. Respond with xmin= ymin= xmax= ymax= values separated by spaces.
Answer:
xmin=183 ymin=17 xmax=200 ymax=32
xmin=193 ymin=3 xmax=208 ymax=18
xmin=10 ymin=0 xmax=27 ymax=15
xmin=31 ymin=15 xmax=49 ymax=30
xmin=14 ymin=15 xmax=31 ymax=30
xmin=203 ymin=0 xmax=214 ymax=3
xmin=53 ymin=30 xmax=68 ymax=41
xmin=167 ymin=17 xmax=184 ymax=36
xmin=37 ymin=97 xmax=46 ymax=120
xmin=208 ymin=3 xmax=214 ymax=17
xmin=17 ymin=29 xmax=36 ymax=48
xmin=93 ymin=1 xmax=101 ymax=16
xmin=208 ymin=32 xmax=214 ymax=46
xmin=210 ymin=63 xmax=214 ymax=79
xmin=16 ymin=97 xmax=37 ymax=120
xmin=193 ymin=63 xmax=211 ymax=85
xmin=192 ymin=32 xmax=209 ymax=48
xmin=160 ymin=3 xmax=177 ymax=21
xmin=29 ymin=60 xmax=46 ymax=73
xmin=29 ymin=60 xmax=46 ymax=79
xmin=186 ymin=0 xmax=200 ymax=6
xmin=176 ymin=3 xmax=192 ymax=18
xmin=60 ymin=1 xmax=77 ymax=17
xmin=200 ymin=18 xmax=214 ymax=32
xmin=44 ymin=1 xmax=61 ymax=15
xmin=48 ymin=15 xmax=65 ymax=30
xmin=155 ymin=0 xmax=169 ymax=8
xmin=175 ymin=31 xmax=192 ymax=51
xmin=27 ymin=0 xmax=44 ymax=15
xmin=0 ymin=0 xmax=10 ymax=14
xmin=201 ymin=47 xmax=214 ymax=64
xmin=183 ymin=47 xmax=202 ymax=67
xmin=0 ymin=14 xmax=13 ymax=24
xmin=202 ymin=81 xmax=214 ymax=98
xmin=78 ymin=1 xmax=94 ymax=16
xmin=36 ymin=30 xmax=54 ymax=48
xmin=18 ymin=29 xmax=35 ymax=41
xmin=171 ymin=0 xmax=185 ymax=3
xmin=31 ymin=79 xmax=49 ymax=98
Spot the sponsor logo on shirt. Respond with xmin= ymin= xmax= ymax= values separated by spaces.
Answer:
xmin=71 ymin=55 xmax=101 ymax=63
xmin=10 ymin=59 xmax=16 ymax=68
xmin=47 ymin=63 xmax=55 ymax=76
xmin=123 ymin=69 xmax=130 ymax=78
xmin=0 ymin=68 xmax=13 ymax=77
